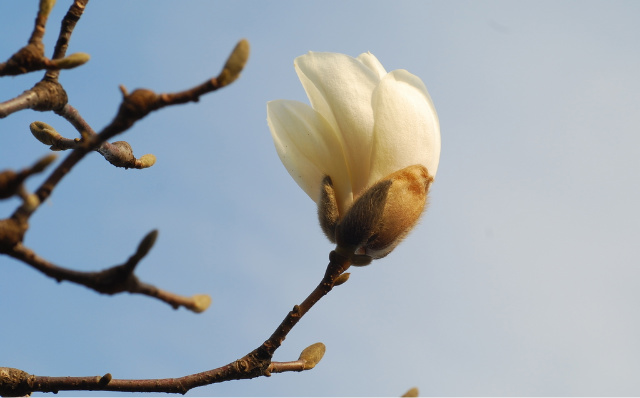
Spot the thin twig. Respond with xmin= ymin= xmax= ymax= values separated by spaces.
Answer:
xmin=45 ymin=0 xmax=89 ymax=81
xmin=56 ymin=103 xmax=97 ymax=136
xmin=6 ymin=231 xmax=211 ymax=313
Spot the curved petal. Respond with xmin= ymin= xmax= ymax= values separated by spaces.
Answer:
xmin=368 ymin=70 xmax=441 ymax=186
xmin=267 ymin=100 xmax=353 ymax=211
xmin=357 ymin=52 xmax=387 ymax=79
xmin=294 ymin=52 xmax=380 ymax=198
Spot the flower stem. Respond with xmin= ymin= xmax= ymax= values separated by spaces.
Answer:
xmin=259 ymin=250 xmax=352 ymax=357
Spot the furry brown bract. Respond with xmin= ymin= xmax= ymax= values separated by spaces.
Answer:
xmin=268 ymin=51 xmax=440 ymax=263
xmin=322 ymin=164 xmax=433 ymax=261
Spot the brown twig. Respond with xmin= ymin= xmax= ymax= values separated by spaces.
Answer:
xmin=98 ymin=38 xmax=249 ymax=144
xmin=45 ymin=0 xmax=89 ymax=81
xmin=5 ymin=230 xmax=212 ymax=313
xmin=29 ymin=119 xmax=157 ymax=169
xmin=0 ymin=251 xmax=350 ymax=395
xmin=258 ymin=250 xmax=352 ymax=357
xmin=56 ymin=103 xmax=97 ymax=136
xmin=0 ymin=79 xmax=68 ymax=118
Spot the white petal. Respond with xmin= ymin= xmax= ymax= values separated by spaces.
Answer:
xmin=267 ymin=100 xmax=354 ymax=211
xmin=368 ymin=70 xmax=441 ymax=186
xmin=357 ymin=52 xmax=387 ymax=79
xmin=294 ymin=52 xmax=380 ymax=198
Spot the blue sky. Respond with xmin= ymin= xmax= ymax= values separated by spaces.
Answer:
xmin=2 ymin=1 xmax=640 ymax=396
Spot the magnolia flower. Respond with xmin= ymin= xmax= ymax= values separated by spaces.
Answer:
xmin=267 ymin=51 xmax=440 ymax=262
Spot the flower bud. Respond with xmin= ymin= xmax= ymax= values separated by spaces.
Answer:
xmin=335 ymin=164 xmax=433 ymax=259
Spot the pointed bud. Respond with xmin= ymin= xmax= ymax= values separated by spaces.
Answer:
xmin=49 ymin=52 xmax=90 ymax=70
xmin=298 ymin=342 xmax=326 ymax=369
xmin=136 ymin=229 xmax=158 ymax=259
xmin=31 ymin=154 xmax=57 ymax=173
xmin=217 ymin=39 xmax=250 ymax=87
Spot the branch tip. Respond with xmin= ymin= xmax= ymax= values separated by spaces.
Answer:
xmin=298 ymin=342 xmax=326 ymax=370
xmin=137 ymin=153 xmax=157 ymax=169
xmin=190 ymin=294 xmax=212 ymax=313
xmin=49 ymin=52 xmax=90 ymax=70
xmin=136 ymin=229 xmax=158 ymax=259
xmin=32 ymin=153 xmax=58 ymax=173
xmin=217 ymin=39 xmax=250 ymax=87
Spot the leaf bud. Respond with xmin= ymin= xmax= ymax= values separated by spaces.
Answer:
xmin=191 ymin=294 xmax=212 ymax=313
xmin=31 ymin=153 xmax=57 ymax=173
xmin=298 ymin=342 xmax=326 ymax=369
xmin=217 ymin=39 xmax=250 ymax=87
xmin=136 ymin=229 xmax=158 ymax=259
xmin=49 ymin=52 xmax=90 ymax=70
xmin=333 ymin=272 xmax=350 ymax=286
xmin=30 ymin=121 xmax=61 ymax=146
xmin=137 ymin=154 xmax=157 ymax=169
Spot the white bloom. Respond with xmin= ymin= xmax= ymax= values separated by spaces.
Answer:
xmin=268 ymin=52 xmax=440 ymax=260
xmin=267 ymin=51 xmax=440 ymax=217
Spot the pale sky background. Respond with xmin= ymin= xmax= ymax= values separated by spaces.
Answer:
xmin=1 ymin=1 xmax=639 ymax=396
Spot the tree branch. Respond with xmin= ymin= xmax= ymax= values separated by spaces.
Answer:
xmin=0 ymin=251 xmax=351 ymax=395
xmin=5 ymin=230 xmax=212 ymax=313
